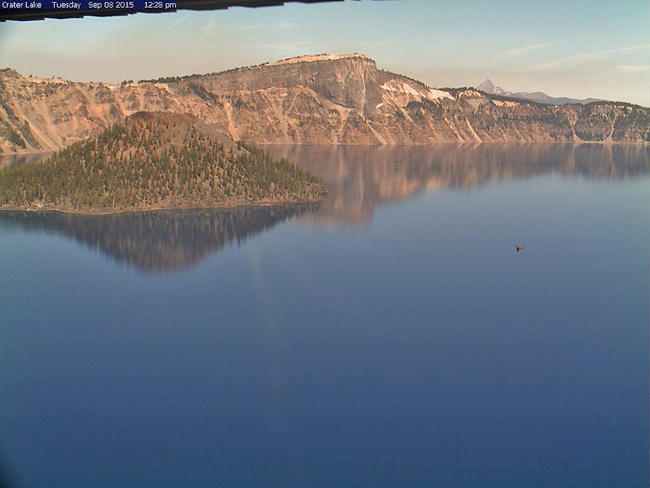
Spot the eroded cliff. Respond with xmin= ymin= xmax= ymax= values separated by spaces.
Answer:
xmin=1 ymin=54 xmax=648 ymax=153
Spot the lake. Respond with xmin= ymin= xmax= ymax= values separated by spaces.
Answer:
xmin=0 ymin=144 xmax=648 ymax=487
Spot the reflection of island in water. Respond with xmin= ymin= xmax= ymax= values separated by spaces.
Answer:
xmin=2 ymin=144 xmax=648 ymax=271
xmin=0 ymin=205 xmax=319 ymax=272
xmin=265 ymin=143 xmax=650 ymax=225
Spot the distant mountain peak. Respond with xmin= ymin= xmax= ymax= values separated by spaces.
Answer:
xmin=477 ymin=78 xmax=495 ymax=91
xmin=475 ymin=79 xmax=600 ymax=105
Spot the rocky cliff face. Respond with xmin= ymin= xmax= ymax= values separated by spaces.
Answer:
xmin=1 ymin=55 xmax=648 ymax=153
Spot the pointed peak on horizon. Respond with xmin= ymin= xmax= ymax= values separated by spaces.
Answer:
xmin=477 ymin=78 xmax=495 ymax=92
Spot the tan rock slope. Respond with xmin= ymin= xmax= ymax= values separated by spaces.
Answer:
xmin=1 ymin=54 xmax=648 ymax=153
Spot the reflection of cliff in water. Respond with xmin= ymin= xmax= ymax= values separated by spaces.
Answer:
xmin=0 ymin=152 xmax=52 ymax=170
xmin=0 ymin=205 xmax=319 ymax=272
xmin=1 ymin=144 xmax=647 ymax=267
xmin=265 ymin=144 xmax=650 ymax=225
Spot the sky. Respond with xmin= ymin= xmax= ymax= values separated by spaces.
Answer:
xmin=0 ymin=0 xmax=648 ymax=105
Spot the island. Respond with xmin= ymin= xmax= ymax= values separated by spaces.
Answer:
xmin=0 ymin=112 xmax=326 ymax=214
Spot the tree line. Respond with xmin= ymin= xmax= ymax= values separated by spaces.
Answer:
xmin=0 ymin=115 xmax=325 ymax=211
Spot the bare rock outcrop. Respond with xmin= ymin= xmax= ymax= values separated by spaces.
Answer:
xmin=0 ymin=55 xmax=648 ymax=154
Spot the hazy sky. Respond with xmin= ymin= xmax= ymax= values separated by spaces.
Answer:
xmin=0 ymin=0 xmax=648 ymax=105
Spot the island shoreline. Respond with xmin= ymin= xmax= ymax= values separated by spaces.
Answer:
xmin=0 ymin=196 xmax=326 ymax=216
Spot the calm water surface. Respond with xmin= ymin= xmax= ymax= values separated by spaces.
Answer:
xmin=0 ymin=144 xmax=648 ymax=487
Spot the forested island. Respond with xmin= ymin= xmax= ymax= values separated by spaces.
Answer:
xmin=0 ymin=112 xmax=326 ymax=213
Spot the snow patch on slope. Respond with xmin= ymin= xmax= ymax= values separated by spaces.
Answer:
xmin=381 ymin=81 xmax=421 ymax=96
xmin=492 ymin=100 xmax=520 ymax=108
xmin=381 ymin=81 xmax=452 ymax=101
xmin=428 ymin=88 xmax=453 ymax=100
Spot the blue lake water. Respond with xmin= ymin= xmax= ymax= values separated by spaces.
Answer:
xmin=0 ymin=144 xmax=648 ymax=487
